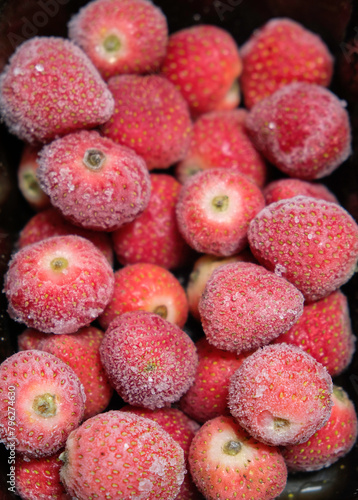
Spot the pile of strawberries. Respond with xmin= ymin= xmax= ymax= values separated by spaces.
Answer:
xmin=0 ymin=1 xmax=358 ymax=499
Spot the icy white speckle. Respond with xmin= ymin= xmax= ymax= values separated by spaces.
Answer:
xmin=138 ymin=479 xmax=153 ymax=492
xmin=13 ymin=67 xmax=23 ymax=76
xmin=340 ymin=99 xmax=348 ymax=108
xmin=35 ymin=64 xmax=44 ymax=72
xmin=294 ymin=216 xmax=299 ymax=223
xmin=274 ymin=263 xmax=287 ymax=277
xmin=149 ymin=456 xmax=167 ymax=476
xmin=268 ymin=122 xmax=276 ymax=130
xmin=307 ymin=233 xmax=313 ymax=239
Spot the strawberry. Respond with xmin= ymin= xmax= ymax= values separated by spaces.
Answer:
xmin=18 ymin=207 xmax=114 ymax=265
xmin=339 ymin=35 xmax=358 ymax=102
xmin=17 ymin=145 xmax=50 ymax=211
xmin=100 ymin=311 xmax=198 ymax=409
xmin=248 ymin=196 xmax=358 ymax=302
xmin=17 ymin=328 xmax=49 ymax=351
xmin=39 ymin=326 xmax=113 ymax=420
xmin=112 ymin=173 xmax=193 ymax=270
xmin=189 ymin=415 xmax=287 ymax=500
xmin=272 ymin=290 xmax=356 ymax=377
xmin=102 ymin=74 xmax=192 ymax=170
xmin=37 ymin=129 xmax=151 ymax=232
xmin=60 ymin=410 xmax=186 ymax=500
xmin=99 ymin=262 xmax=189 ymax=330
xmin=161 ymin=25 xmax=242 ymax=116
xmin=4 ymin=235 xmax=114 ymax=334
xmin=282 ymin=385 xmax=358 ymax=471
xmin=240 ymin=18 xmax=334 ymax=109
xmin=68 ymin=0 xmax=168 ymax=80
xmin=228 ymin=344 xmax=333 ymax=446
xmin=199 ymin=262 xmax=304 ymax=354
xmin=180 ymin=337 xmax=248 ymax=423
xmin=176 ymin=109 xmax=267 ymax=187
xmin=245 ymin=83 xmax=351 ymax=180
xmin=0 ymin=350 xmax=85 ymax=458
xmin=0 ymin=37 xmax=114 ymax=143
xmin=176 ymin=168 xmax=265 ymax=257
xmin=264 ymin=178 xmax=338 ymax=205
xmin=15 ymin=450 xmax=70 ymax=500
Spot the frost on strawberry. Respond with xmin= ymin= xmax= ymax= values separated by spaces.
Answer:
xmin=264 ymin=178 xmax=338 ymax=205
xmin=17 ymin=145 xmax=51 ymax=211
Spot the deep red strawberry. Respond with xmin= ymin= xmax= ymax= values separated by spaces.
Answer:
xmin=248 ymin=196 xmax=358 ymax=302
xmin=176 ymin=109 xmax=267 ymax=187
xmin=176 ymin=168 xmax=265 ymax=257
xmin=102 ymin=74 xmax=192 ymax=170
xmin=245 ymin=83 xmax=351 ymax=180
xmin=161 ymin=25 xmax=242 ymax=115
xmin=68 ymin=0 xmax=168 ymax=80
xmin=240 ymin=18 xmax=333 ymax=108
xmin=228 ymin=344 xmax=333 ymax=446
xmin=17 ymin=328 xmax=49 ymax=351
xmin=189 ymin=415 xmax=287 ymax=500
xmin=264 ymin=178 xmax=338 ymax=205
xmin=37 ymin=130 xmax=151 ymax=232
xmin=282 ymin=385 xmax=358 ymax=471
xmin=0 ymin=37 xmax=114 ymax=143
xmin=17 ymin=145 xmax=51 ymax=211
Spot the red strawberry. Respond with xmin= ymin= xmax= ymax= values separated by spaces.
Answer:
xmin=17 ymin=328 xmax=49 ymax=351
xmin=180 ymin=337 xmax=248 ymax=423
xmin=272 ymin=290 xmax=356 ymax=377
xmin=15 ymin=450 xmax=70 ymax=500
xmin=39 ymin=326 xmax=113 ymax=420
xmin=245 ymin=83 xmax=351 ymax=180
xmin=17 ymin=145 xmax=50 ymax=211
xmin=68 ymin=0 xmax=168 ymax=80
xmin=0 ymin=350 xmax=85 ymax=458
xmin=18 ymin=207 xmax=114 ymax=265
xmin=102 ymin=74 xmax=192 ymax=170
xmin=0 ymin=37 xmax=114 ymax=143
xmin=282 ymin=385 xmax=358 ymax=471
xmin=37 ymin=130 xmax=151 ymax=232
xmin=228 ymin=344 xmax=333 ymax=446
xmin=99 ymin=262 xmax=189 ymax=330
xmin=240 ymin=18 xmax=333 ymax=109
xmin=100 ymin=311 xmax=198 ymax=409
xmin=176 ymin=168 xmax=265 ymax=257
xmin=199 ymin=262 xmax=304 ymax=354
xmin=161 ymin=25 xmax=242 ymax=115
xmin=189 ymin=415 xmax=288 ymax=500
xmin=248 ymin=196 xmax=358 ymax=302
xmin=60 ymin=410 xmax=186 ymax=500
xmin=264 ymin=178 xmax=338 ymax=205
xmin=112 ymin=173 xmax=193 ymax=270
xmin=176 ymin=109 xmax=267 ymax=187
xmin=4 ymin=235 xmax=114 ymax=334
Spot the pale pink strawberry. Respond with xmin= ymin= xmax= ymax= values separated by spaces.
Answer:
xmin=0 ymin=37 xmax=114 ymax=143
xmin=68 ymin=0 xmax=168 ymax=80
xmin=17 ymin=328 xmax=49 ymax=351
xmin=37 ymin=130 xmax=151 ymax=232
xmin=17 ymin=145 xmax=51 ymax=211
xmin=248 ymin=196 xmax=358 ymax=302
xmin=102 ymin=74 xmax=192 ymax=169
xmin=264 ymin=178 xmax=338 ymax=205
xmin=228 ymin=344 xmax=333 ymax=446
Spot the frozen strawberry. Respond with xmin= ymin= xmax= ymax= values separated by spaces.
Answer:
xmin=228 ymin=344 xmax=333 ymax=446
xmin=17 ymin=145 xmax=51 ymax=211
xmin=100 ymin=311 xmax=198 ymax=409
xmin=4 ymin=235 xmax=114 ymax=334
xmin=282 ymin=385 xmax=358 ymax=471
xmin=264 ymin=178 xmax=338 ymax=205
xmin=271 ymin=290 xmax=356 ymax=377
xmin=180 ymin=337 xmax=248 ymax=423
xmin=37 ymin=130 xmax=151 ymax=232
xmin=245 ymin=83 xmax=351 ymax=180
xmin=102 ymin=74 xmax=192 ymax=170
xmin=240 ymin=18 xmax=333 ymax=109
xmin=17 ymin=328 xmax=49 ymax=351
xmin=0 ymin=37 xmax=114 ymax=143
xmin=189 ymin=415 xmax=287 ymax=500
xmin=176 ymin=109 xmax=267 ymax=187
xmin=187 ymin=251 xmax=255 ymax=321
xmin=15 ymin=450 xmax=70 ymax=500
xmin=60 ymin=410 xmax=185 ymax=500
xmin=339 ymin=36 xmax=358 ymax=101
xmin=39 ymin=326 xmax=113 ymax=420
xmin=112 ymin=174 xmax=192 ymax=270
xmin=176 ymin=168 xmax=265 ymax=257
xmin=199 ymin=262 xmax=304 ymax=354
xmin=99 ymin=262 xmax=188 ymax=330
xmin=0 ymin=350 xmax=85 ymax=458
xmin=68 ymin=0 xmax=168 ymax=80
xmin=18 ymin=207 xmax=114 ymax=265
xmin=161 ymin=25 xmax=242 ymax=115
xmin=248 ymin=196 xmax=358 ymax=302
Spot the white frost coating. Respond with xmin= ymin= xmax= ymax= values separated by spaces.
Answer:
xmin=13 ymin=67 xmax=23 ymax=76
xmin=268 ymin=122 xmax=276 ymax=130
xmin=138 ymin=479 xmax=153 ymax=492
xmin=149 ymin=456 xmax=168 ymax=476
xmin=274 ymin=263 xmax=287 ymax=277
xmin=307 ymin=233 xmax=313 ymax=239
xmin=294 ymin=216 xmax=299 ymax=223
xmin=35 ymin=63 xmax=44 ymax=72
